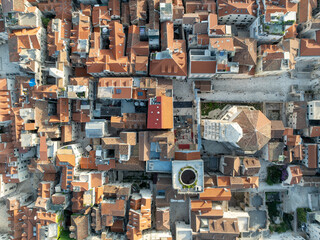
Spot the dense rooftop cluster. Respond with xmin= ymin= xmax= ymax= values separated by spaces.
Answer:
xmin=1 ymin=0 xmax=320 ymax=239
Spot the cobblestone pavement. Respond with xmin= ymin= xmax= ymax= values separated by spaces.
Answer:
xmin=198 ymin=73 xmax=315 ymax=102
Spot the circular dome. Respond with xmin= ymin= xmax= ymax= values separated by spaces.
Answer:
xmin=180 ymin=168 xmax=197 ymax=186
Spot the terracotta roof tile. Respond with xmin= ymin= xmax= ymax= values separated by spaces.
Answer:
xmin=232 ymin=109 xmax=271 ymax=152
xmin=232 ymin=37 xmax=257 ymax=65
xmin=191 ymin=61 xmax=216 ymax=74
xmin=210 ymin=37 xmax=234 ymax=52
xmin=92 ymin=6 xmax=111 ymax=27
xmin=147 ymin=96 xmax=173 ymax=129
xmin=186 ymin=0 xmax=216 ymax=14
xmin=307 ymin=144 xmax=318 ymax=168
xmin=150 ymin=22 xmax=187 ymax=77
xmin=288 ymin=166 xmax=303 ymax=185
xmin=87 ymin=22 xmax=129 ymax=75
xmin=56 ymin=154 xmax=76 ymax=167
xmin=217 ymin=0 xmax=257 ymax=17
xmin=101 ymin=199 xmax=126 ymax=217
xmin=9 ymin=27 xmax=41 ymax=62
xmin=310 ymin=126 xmax=320 ymax=137
xmin=208 ymin=13 xmax=227 ymax=35
xmin=191 ymin=200 xmax=212 ymax=212
xmin=199 ymin=188 xmax=232 ymax=201
xmin=300 ymin=31 xmax=320 ymax=56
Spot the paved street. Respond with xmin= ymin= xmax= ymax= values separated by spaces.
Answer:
xmin=173 ymin=78 xmax=195 ymax=116
xmin=0 ymin=201 xmax=8 ymax=233
xmin=282 ymin=186 xmax=318 ymax=213
xmin=173 ymin=78 xmax=194 ymax=102
xmin=198 ymin=73 xmax=315 ymax=102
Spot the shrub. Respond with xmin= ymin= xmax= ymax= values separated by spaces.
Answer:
xmin=275 ymin=222 xmax=289 ymax=233
xmin=280 ymin=165 xmax=288 ymax=181
xmin=267 ymin=201 xmax=280 ymax=219
xmin=269 ymin=224 xmax=275 ymax=232
xmin=59 ymin=230 xmax=74 ymax=240
xmin=42 ymin=17 xmax=51 ymax=28
xmin=297 ymin=208 xmax=311 ymax=224
xmin=266 ymin=166 xmax=282 ymax=185
xmin=269 ymin=222 xmax=290 ymax=233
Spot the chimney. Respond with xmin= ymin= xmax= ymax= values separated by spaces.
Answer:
xmin=213 ymin=219 xmax=217 ymax=228
xmin=222 ymin=220 xmax=227 ymax=230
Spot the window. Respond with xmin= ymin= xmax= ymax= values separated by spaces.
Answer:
xmin=116 ymin=89 xmax=122 ymax=94
xmin=157 ymin=190 xmax=165 ymax=196
xmin=138 ymin=92 xmax=143 ymax=96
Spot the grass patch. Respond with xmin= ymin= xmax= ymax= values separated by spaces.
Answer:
xmin=201 ymin=102 xmax=228 ymax=116
xmin=201 ymin=102 xmax=263 ymax=116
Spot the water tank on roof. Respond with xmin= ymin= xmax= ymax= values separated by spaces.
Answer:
xmin=134 ymin=102 xmax=139 ymax=106
xmin=102 ymin=27 xmax=108 ymax=34
xmin=140 ymin=102 xmax=145 ymax=106
xmin=28 ymin=78 xmax=36 ymax=87
xmin=47 ymin=140 xmax=53 ymax=146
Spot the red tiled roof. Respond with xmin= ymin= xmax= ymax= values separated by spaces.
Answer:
xmin=307 ymin=145 xmax=318 ymax=169
xmin=150 ymin=22 xmax=187 ymax=77
xmin=299 ymin=0 xmax=317 ymax=23
xmin=92 ymin=6 xmax=111 ymax=27
xmin=208 ymin=13 xmax=227 ymax=35
xmin=9 ymin=27 xmax=41 ymax=62
xmin=288 ymin=166 xmax=303 ymax=185
xmin=300 ymin=31 xmax=320 ymax=56
xmin=200 ymin=188 xmax=232 ymax=201
xmin=147 ymin=96 xmax=173 ymax=129
xmin=210 ymin=37 xmax=234 ymax=52
xmin=310 ymin=126 xmax=320 ymax=137
xmin=217 ymin=0 xmax=257 ymax=17
xmin=101 ymin=199 xmax=126 ymax=217
xmin=190 ymin=200 xmax=212 ymax=212
xmin=191 ymin=61 xmax=216 ymax=74
xmin=87 ymin=22 xmax=129 ymax=74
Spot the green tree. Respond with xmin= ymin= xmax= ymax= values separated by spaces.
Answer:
xmin=42 ymin=17 xmax=51 ymax=28
xmin=266 ymin=166 xmax=281 ymax=185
